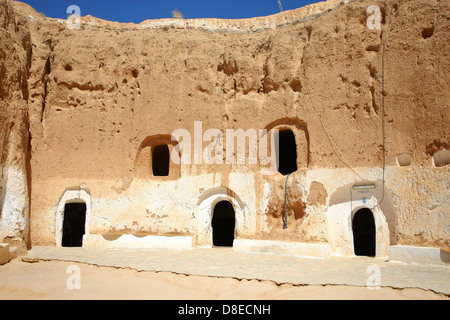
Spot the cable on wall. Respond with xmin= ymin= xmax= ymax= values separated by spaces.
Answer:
xmin=375 ymin=0 xmax=397 ymax=209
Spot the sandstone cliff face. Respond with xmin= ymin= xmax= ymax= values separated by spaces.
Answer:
xmin=0 ymin=0 xmax=31 ymax=250
xmin=1 ymin=0 xmax=449 ymax=253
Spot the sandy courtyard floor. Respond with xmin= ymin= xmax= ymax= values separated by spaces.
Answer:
xmin=0 ymin=258 xmax=448 ymax=300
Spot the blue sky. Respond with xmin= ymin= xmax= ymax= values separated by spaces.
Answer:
xmin=17 ymin=0 xmax=322 ymax=22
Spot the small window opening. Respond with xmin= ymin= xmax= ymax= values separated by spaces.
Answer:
xmin=212 ymin=201 xmax=235 ymax=247
xmin=276 ymin=130 xmax=297 ymax=175
xmin=397 ymin=153 xmax=412 ymax=167
xmin=422 ymin=27 xmax=434 ymax=39
xmin=433 ymin=149 xmax=450 ymax=167
xmin=62 ymin=202 xmax=86 ymax=247
xmin=152 ymin=144 xmax=170 ymax=176
xmin=352 ymin=208 xmax=376 ymax=257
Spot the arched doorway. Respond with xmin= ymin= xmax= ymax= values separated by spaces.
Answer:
xmin=352 ymin=208 xmax=376 ymax=256
xmin=62 ymin=202 xmax=86 ymax=247
xmin=212 ymin=201 xmax=235 ymax=247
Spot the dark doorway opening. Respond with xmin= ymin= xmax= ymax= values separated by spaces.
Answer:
xmin=62 ymin=202 xmax=86 ymax=247
xmin=277 ymin=130 xmax=297 ymax=175
xmin=152 ymin=144 xmax=170 ymax=176
xmin=352 ymin=208 xmax=376 ymax=257
xmin=212 ymin=201 xmax=235 ymax=247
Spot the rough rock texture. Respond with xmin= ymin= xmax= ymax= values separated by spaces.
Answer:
xmin=1 ymin=0 xmax=449 ymax=255
xmin=0 ymin=0 xmax=31 ymax=252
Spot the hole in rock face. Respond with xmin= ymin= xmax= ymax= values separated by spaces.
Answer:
xmin=289 ymin=79 xmax=302 ymax=92
xmin=276 ymin=130 xmax=297 ymax=175
xmin=152 ymin=144 xmax=170 ymax=177
xmin=397 ymin=153 xmax=412 ymax=167
xmin=422 ymin=27 xmax=434 ymax=39
xmin=433 ymin=149 xmax=450 ymax=167
xmin=212 ymin=201 xmax=235 ymax=247
xmin=353 ymin=208 xmax=376 ymax=257
xmin=366 ymin=45 xmax=380 ymax=53
xmin=62 ymin=203 xmax=86 ymax=247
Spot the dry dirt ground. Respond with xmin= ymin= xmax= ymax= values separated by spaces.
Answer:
xmin=0 ymin=258 xmax=448 ymax=300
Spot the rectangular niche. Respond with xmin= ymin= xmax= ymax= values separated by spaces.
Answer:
xmin=396 ymin=153 xmax=412 ymax=167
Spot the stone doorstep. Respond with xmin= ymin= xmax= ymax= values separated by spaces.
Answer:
xmin=233 ymin=241 xmax=450 ymax=266
xmin=0 ymin=243 xmax=21 ymax=265
xmin=0 ymin=243 xmax=11 ymax=265
xmin=82 ymin=234 xmax=193 ymax=249
xmin=233 ymin=239 xmax=333 ymax=259
xmin=388 ymin=245 xmax=450 ymax=266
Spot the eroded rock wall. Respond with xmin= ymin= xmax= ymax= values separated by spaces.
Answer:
xmin=3 ymin=0 xmax=449 ymax=251
xmin=0 ymin=0 xmax=32 ymax=250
